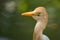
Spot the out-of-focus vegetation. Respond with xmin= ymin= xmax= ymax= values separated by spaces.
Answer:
xmin=0 ymin=0 xmax=60 ymax=40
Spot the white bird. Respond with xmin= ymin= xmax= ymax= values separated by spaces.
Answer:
xmin=21 ymin=7 xmax=50 ymax=40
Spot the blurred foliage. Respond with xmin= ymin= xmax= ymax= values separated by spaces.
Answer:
xmin=0 ymin=0 xmax=60 ymax=40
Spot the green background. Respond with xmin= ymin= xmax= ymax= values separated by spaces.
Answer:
xmin=0 ymin=0 xmax=60 ymax=40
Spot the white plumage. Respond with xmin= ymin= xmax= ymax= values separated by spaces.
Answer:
xmin=42 ymin=34 xmax=50 ymax=40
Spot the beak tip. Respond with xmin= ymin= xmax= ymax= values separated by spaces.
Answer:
xmin=21 ymin=13 xmax=24 ymax=16
xmin=21 ymin=14 xmax=23 ymax=16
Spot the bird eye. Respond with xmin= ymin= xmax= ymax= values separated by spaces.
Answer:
xmin=37 ymin=12 xmax=41 ymax=16
xmin=37 ymin=14 xmax=40 ymax=16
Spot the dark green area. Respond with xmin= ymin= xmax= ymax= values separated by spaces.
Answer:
xmin=0 ymin=0 xmax=60 ymax=40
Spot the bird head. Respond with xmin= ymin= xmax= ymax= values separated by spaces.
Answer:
xmin=21 ymin=7 xmax=48 ymax=21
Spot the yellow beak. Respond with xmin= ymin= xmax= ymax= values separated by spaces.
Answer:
xmin=21 ymin=11 xmax=38 ymax=16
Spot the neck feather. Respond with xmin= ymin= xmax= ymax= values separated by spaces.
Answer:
xmin=33 ymin=12 xmax=48 ymax=40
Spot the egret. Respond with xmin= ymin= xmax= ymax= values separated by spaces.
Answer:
xmin=21 ymin=7 xmax=50 ymax=40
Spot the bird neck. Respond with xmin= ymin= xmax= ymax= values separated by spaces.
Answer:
xmin=33 ymin=18 xmax=48 ymax=40
xmin=33 ymin=21 xmax=44 ymax=40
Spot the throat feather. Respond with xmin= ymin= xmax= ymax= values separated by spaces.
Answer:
xmin=34 ymin=21 xmax=45 ymax=32
xmin=33 ymin=21 xmax=47 ymax=40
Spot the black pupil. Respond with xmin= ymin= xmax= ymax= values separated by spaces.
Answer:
xmin=37 ymin=13 xmax=40 ymax=16
xmin=38 ymin=14 xmax=40 ymax=16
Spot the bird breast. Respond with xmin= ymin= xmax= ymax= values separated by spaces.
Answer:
xmin=42 ymin=34 xmax=50 ymax=40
